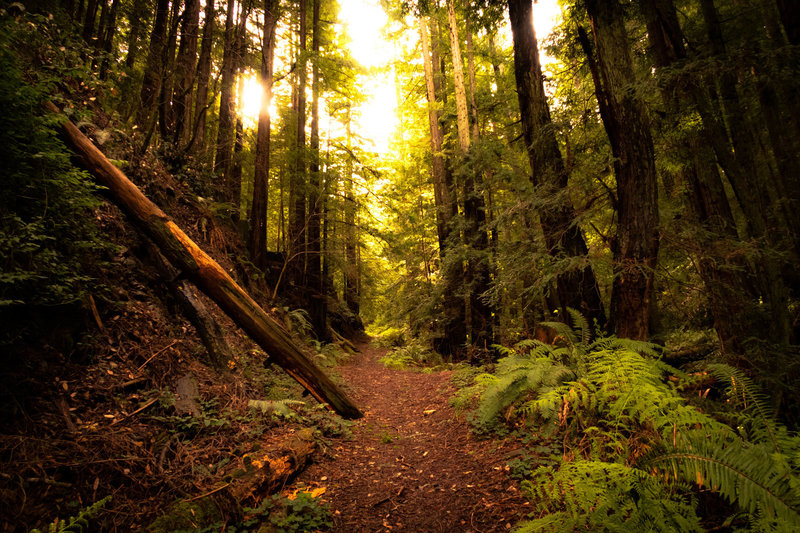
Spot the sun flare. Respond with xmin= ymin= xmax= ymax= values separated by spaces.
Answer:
xmin=240 ymin=73 xmax=268 ymax=128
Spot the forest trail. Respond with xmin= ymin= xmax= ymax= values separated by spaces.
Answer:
xmin=297 ymin=342 xmax=529 ymax=532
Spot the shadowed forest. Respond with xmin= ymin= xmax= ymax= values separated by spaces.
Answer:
xmin=1 ymin=0 xmax=800 ymax=530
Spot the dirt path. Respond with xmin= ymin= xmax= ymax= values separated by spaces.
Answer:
xmin=297 ymin=343 xmax=529 ymax=532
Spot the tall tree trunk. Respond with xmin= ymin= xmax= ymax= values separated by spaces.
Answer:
xmin=584 ymin=0 xmax=659 ymax=340
xmin=343 ymin=112 xmax=359 ymax=317
xmin=289 ymin=0 xmax=308 ymax=293
xmin=193 ymin=0 xmax=215 ymax=155
xmin=462 ymin=15 xmax=494 ymax=348
xmin=172 ymin=0 xmax=200 ymax=146
xmin=307 ymin=0 xmax=326 ymax=338
xmin=82 ymin=0 xmax=99 ymax=44
xmin=698 ymin=0 xmax=791 ymax=345
xmin=99 ymin=0 xmax=120 ymax=79
xmin=419 ymin=18 xmax=451 ymax=259
xmin=135 ymin=0 xmax=169 ymax=133
xmin=214 ymin=0 xmax=239 ymax=194
xmin=638 ymin=0 xmax=759 ymax=355
xmin=93 ymin=0 xmax=108 ymax=55
xmin=509 ymin=0 xmax=606 ymax=329
xmin=124 ymin=0 xmax=147 ymax=69
xmin=446 ymin=0 xmax=470 ymax=154
xmin=776 ymin=0 xmax=800 ymax=45
xmin=421 ymin=15 xmax=466 ymax=356
xmin=250 ymin=0 xmax=279 ymax=270
xmin=158 ymin=0 xmax=182 ymax=140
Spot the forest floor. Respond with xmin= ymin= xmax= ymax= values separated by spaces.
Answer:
xmin=297 ymin=342 xmax=530 ymax=532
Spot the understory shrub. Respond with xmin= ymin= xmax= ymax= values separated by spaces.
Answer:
xmin=379 ymin=341 xmax=444 ymax=370
xmin=460 ymin=311 xmax=800 ymax=531
xmin=0 ymin=13 xmax=111 ymax=344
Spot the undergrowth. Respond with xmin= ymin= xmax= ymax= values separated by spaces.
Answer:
xmin=379 ymin=341 xmax=445 ymax=371
xmin=455 ymin=311 xmax=800 ymax=531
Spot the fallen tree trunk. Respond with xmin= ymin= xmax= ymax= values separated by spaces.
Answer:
xmin=52 ymin=105 xmax=362 ymax=419
xmin=146 ymin=242 xmax=234 ymax=371
xmin=229 ymin=427 xmax=317 ymax=501
xmin=150 ymin=428 xmax=317 ymax=531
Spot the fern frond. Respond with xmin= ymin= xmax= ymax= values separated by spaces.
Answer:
xmin=646 ymin=430 xmax=800 ymax=525
xmin=706 ymin=363 xmax=784 ymax=453
xmin=32 ymin=496 xmax=111 ymax=533
xmin=248 ymin=399 xmax=305 ymax=418
xmin=566 ymin=307 xmax=591 ymax=346
xmin=493 ymin=343 xmax=517 ymax=358
xmin=539 ymin=320 xmax=578 ymax=346
xmin=516 ymin=461 xmax=702 ymax=532
xmin=589 ymin=336 xmax=662 ymax=358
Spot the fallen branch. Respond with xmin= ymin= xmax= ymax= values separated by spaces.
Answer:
xmin=110 ymin=396 xmax=159 ymax=426
xmin=49 ymin=103 xmax=362 ymax=420
xmin=137 ymin=340 xmax=180 ymax=371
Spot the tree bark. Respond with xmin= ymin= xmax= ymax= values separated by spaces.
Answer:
xmin=509 ymin=0 xmax=606 ymax=329
xmin=136 ymin=0 xmax=169 ymax=132
xmin=419 ymin=18 xmax=451 ymax=266
xmin=343 ymin=112 xmax=359 ymax=317
xmin=639 ymin=0 xmax=757 ymax=355
xmin=584 ymin=0 xmax=659 ymax=340
xmin=307 ymin=0 xmax=326 ymax=339
xmin=146 ymin=242 xmax=234 ymax=371
xmin=428 ymin=11 xmax=466 ymax=357
xmin=462 ymin=15 xmax=494 ymax=349
xmin=193 ymin=0 xmax=215 ymax=155
xmin=250 ymin=0 xmax=279 ymax=270
xmin=289 ymin=0 xmax=308 ymax=293
xmin=53 ymin=104 xmax=362 ymax=419
xmin=124 ymin=0 xmax=147 ymax=69
xmin=98 ymin=0 xmax=120 ymax=79
xmin=446 ymin=0 xmax=470 ymax=153
xmin=172 ymin=0 xmax=200 ymax=146
xmin=158 ymin=0 xmax=182 ymax=140
xmin=214 ymin=0 xmax=239 ymax=193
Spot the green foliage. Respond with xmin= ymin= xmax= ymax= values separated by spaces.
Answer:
xmin=31 ymin=496 xmax=111 ymax=533
xmin=169 ymin=490 xmax=333 ymax=533
xmin=247 ymin=491 xmax=333 ymax=532
xmin=460 ymin=315 xmax=800 ymax=530
xmin=152 ymin=396 xmax=231 ymax=437
xmin=249 ymin=399 xmax=306 ymax=421
xmin=516 ymin=462 xmax=701 ymax=532
xmin=0 ymin=14 xmax=110 ymax=339
xmin=249 ymin=400 xmax=351 ymax=438
xmin=371 ymin=326 xmax=408 ymax=348
xmin=379 ymin=342 xmax=444 ymax=370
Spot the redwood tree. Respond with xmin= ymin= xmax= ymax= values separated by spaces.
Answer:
xmin=583 ymin=0 xmax=659 ymax=340
xmin=508 ymin=0 xmax=606 ymax=330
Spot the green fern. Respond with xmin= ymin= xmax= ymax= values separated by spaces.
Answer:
xmin=248 ymin=399 xmax=305 ymax=419
xmin=645 ymin=431 xmax=800 ymax=525
xmin=515 ymin=462 xmax=702 ymax=532
xmin=706 ymin=363 xmax=787 ymax=453
xmin=32 ymin=496 xmax=111 ymax=533
xmin=466 ymin=313 xmax=800 ymax=531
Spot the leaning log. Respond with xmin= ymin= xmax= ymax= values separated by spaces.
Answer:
xmin=52 ymin=106 xmax=362 ymax=419
xmin=146 ymin=242 xmax=234 ymax=371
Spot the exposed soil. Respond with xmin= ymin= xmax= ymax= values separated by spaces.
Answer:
xmin=297 ymin=343 xmax=530 ymax=532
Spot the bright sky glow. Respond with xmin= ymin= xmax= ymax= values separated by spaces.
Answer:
xmin=240 ymin=72 xmax=263 ymax=129
xmin=338 ymin=0 xmax=397 ymax=154
xmin=237 ymin=1 xmax=563 ymax=153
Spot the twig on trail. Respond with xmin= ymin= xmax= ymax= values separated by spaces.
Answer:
xmin=110 ymin=397 xmax=159 ymax=426
xmin=0 ymin=472 xmax=72 ymax=488
xmin=185 ymin=482 xmax=231 ymax=502
xmin=372 ymin=496 xmax=391 ymax=507
xmin=137 ymin=340 xmax=179 ymax=371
